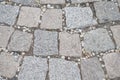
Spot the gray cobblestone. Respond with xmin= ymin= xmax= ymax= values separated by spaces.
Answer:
xmin=103 ymin=53 xmax=120 ymax=79
xmin=17 ymin=7 xmax=41 ymax=28
xmin=41 ymin=9 xmax=62 ymax=29
xmin=49 ymin=58 xmax=81 ymax=80
xmin=11 ymin=0 xmax=39 ymax=6
xmin=40 ymin=0 xmax=65 ymax=4
xmin=8 ymin=30 xmax=33 ymax=51
xmin=64 ymin=7 xmax=97 ymax=29
xmin=0 ymin=26 xmax=14 ymax=48
xmin=81 ymin=57 xmax=105 ymax=80
xmin=0 ymin=4 xmax=19 ymax=25
xmin=110 ymin=25 xmax=120 ymax=49
xmin=33 ymin=30 xmax=58 ymax=56
xmin=59 ymin=32 xmax=82 ymax=57
xmin=0 ymin=52 xmax=19 ymax=78
xmin=83 ymin=28 xmax=115 ymax=53
xmin=71 ymin=0 xmax=100 ymax=3
xmin=18 ymin=56 xmax=48 ymax=80
xmin=94 ymin=1 xmax=120 ymax=23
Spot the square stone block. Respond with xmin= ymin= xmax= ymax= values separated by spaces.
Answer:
xmin=17 ymin=6 xmax=41 ymax=28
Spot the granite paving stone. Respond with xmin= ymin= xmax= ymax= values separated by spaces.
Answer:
xmin=18 ymin=56 xmax=48 ymax=80
xmin=59 ymin=32 xmax=82 ymax=57
xmin=11 ymin=0 xmax=39 ymax=6
xmin=49 ymin=58 xmax=81 ymax=80
xmin=81 ymin=57 xmax=105 ymax=80
xmin=0 ymin=26 xmax=14 ymax=48
xmin=94 ymin=1 xmax=120 ymax=23
xmin=0 ymin=52 xmax=19 ymax=78
xmin=17 ymin=6 xmax=41 ymax=28
xmin=83 ymin=28 xmax=115 ymax=53
xmin=41 ymin=9 xmax=62 ymax=29
xmin=0 ymin=4 xmax=19 ymax=25
xmin=64 ymin=7 xmax=97 ymax=29
xmin=110 ymin=25 xmax=120 ymax=49
xmin=40 ymin=0 xmax=65 ymax=4
xmin=33 ymin=30 xmax=58 ymax=56
xmin=71 ymin=0 xmax=100 ymax=3
xmin=8 ymin=30 xmax=33 ymax=51
xmin=103 ymin=53 xmax=120 ymax=79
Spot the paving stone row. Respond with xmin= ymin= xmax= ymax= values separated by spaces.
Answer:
xmin=0 ymin=0 xmax=120 ymax=80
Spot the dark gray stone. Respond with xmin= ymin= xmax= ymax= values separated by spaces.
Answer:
xmin=33 ymin=30 xmax=58 ymax=56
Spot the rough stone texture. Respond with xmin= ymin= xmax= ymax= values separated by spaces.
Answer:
xmin=40 ymin=0 xmax=65 ymax=4
xmin=49 ymin=58 xmax=81 ymax=80
xmin=0 ymin=4 xmax=19 ymax=25
xmin=18 ymin=56 xmax=48 ymax=80
xmin=71 ymin=0 xmax=100 ymax=3
xmin=0 ymin=26 xmax=14 ymax=48
xmin=83 ymin=28 xmax=115 ymax=53
xmin=103 ymin=53 xmax=120 ymax=79
xmin=0 ymin=77 xmax=6 ymax=80
xmin=34 ymin=30 xmax=58 ymax=56
xmin=81 ymin=57 xmax=105 ymax=80
xmin=110 ymin=25 xmax=120 ymax=49
xmin=94 ymin=1 xmax=120 ymax=23
xmin=11 ymin=0 xmax=39 ymax=6
xmin=59 ymin=32 xmax=82 ymax=57
xmin=41 ymin=9 xmax=62 ymax=29
xmin=0 ymin=52 xmax=19 ymax=78
xmin=118 ymin=0 xmax=120 ymax=6
xmin=8 ymin=30 xmax=33 ymax=51
xmin=17 ymin=7 xmax=41 ymax=28
xmin=64 ymin=7 xmax=97 ymax=29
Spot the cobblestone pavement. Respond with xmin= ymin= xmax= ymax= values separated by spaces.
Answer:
xmin=0 ymin=0 xmax=120 ymax=80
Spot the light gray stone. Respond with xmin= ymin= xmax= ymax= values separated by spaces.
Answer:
xmin=64 ymin=7 xmax=97 ymax=29
xmin=81 ymin=57 xmax=105 ymax=80
xmin=71 ymin=0 xmax=100 ymax=3
xmin=83 ymin=28 xmax=115 ymax=53
xmin=40 ymin=0 xmax=65 ymax=4
xmin=94 ymin=1 xmax=120 ymax=23
xmin=8 ymin=30 xmax=33 ymax=51
xmin=12 ymin=0 xmax=39 ymax=6
xmin=0 ymin=52 xmax=19 ymax=78
xmin=59 ymin=32 xmax=82 ymax=57
xmin=17 ymin=7 xmax=41 ymax=28
xmin=0 ymin=26 xmax=14 ymax=48
xmin=41 ymin=9 xmax=62 ymax=29
xmin=0 ymin=76 xmax=6 ymax=80
xmin=110 ymin=25 xmax=120 ymax=49
xmin=0 ymin=4 xmax=19 ymax=25
xmin=49 ymin=58 xmax=81 ymax=80
xmin=18 ymin=56 xmax=48 ymax=80
xmin=33 ymin=30 xmax=58 ymax=56
xmin=103 ymin=53 xmax=120 ymax=79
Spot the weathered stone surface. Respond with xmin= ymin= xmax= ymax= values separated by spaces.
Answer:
xmin=0 ymin=76 xmax=6 ymax=80
xmin=41 ymin=9 xmax=62 ymax=29
xmin=40 ymin=0 xmax=65 ymax=4
xmin=17 ymin=7 xmax=41 ymax=27
xmin=81 ymin=57 xmax=105 ymax=80
xmin=49 ymin=58 xmax=81 ymax=80
xmin=71 ymin=0 xmax=100 ymax=3
xmin=0 ymin=52 xmax=19 ymax=78
xmin=12 ymin=0 xmax=39 ymax=6
xmin=59 ymin=32 xmax=82 ymax=57
xmin=103 ymin=53 xmax=120 ymax=79
xmin=0 ymin=26 xmax=14 ymax=48
xmin=110 ymin=25 xmax=120 ymax=49
xmin=8 ymin=30 xmax=33 ymax=51
xmin=33 ymin=30 xmax=58 ymax=56
xmin=18 ymin=56 xmax=48 ymax=80
xmin=0 ymin=4 xmax=19 ymax=25
xmin=94 ymin=1 xmax=120 ymax=23
xmin=64 ymin=7 xmax=97 ymax=29
xmin=83 ymin=28 xmax=115 ymax=53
